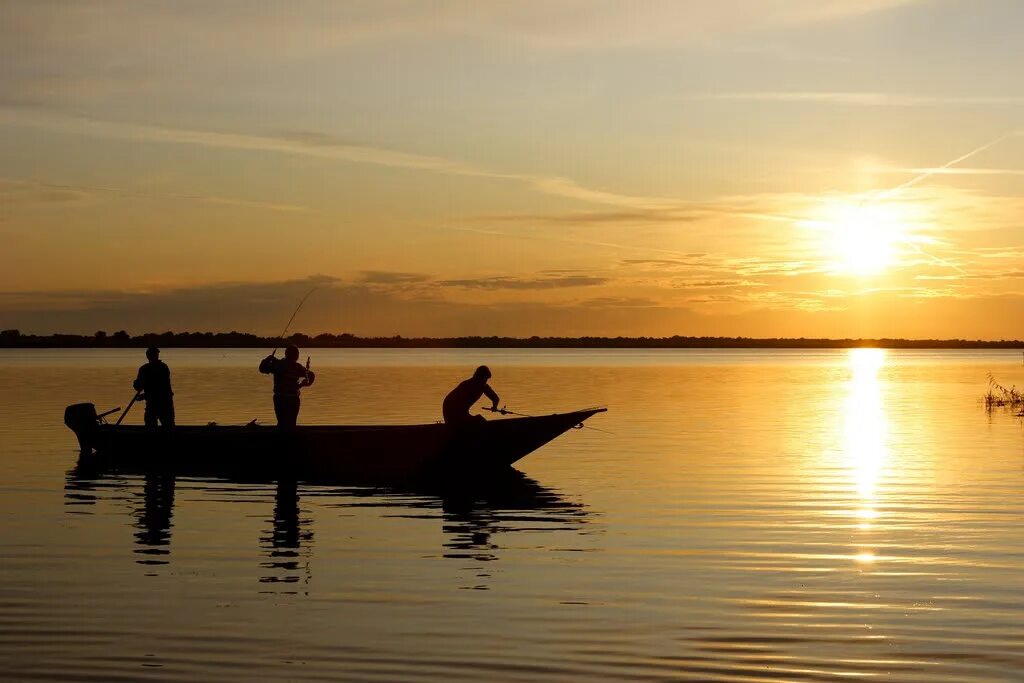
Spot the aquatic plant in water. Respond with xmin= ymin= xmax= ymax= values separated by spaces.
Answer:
xmin=984 ymin=374 xmax=1024 ymax=414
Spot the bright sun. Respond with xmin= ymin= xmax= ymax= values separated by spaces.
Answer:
xmin=805 ymin=201 xmax=914 ymax=276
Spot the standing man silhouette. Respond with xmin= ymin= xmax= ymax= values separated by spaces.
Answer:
xmin=259 ymin=345 xmax=315 ymax=429
xmin=133 ymin=346 xmax=175 ymax=429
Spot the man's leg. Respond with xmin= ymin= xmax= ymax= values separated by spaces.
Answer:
xmin=160 ymin=401 xmax=175 ymax=429
xmin=284 ymin=397 xmax=300 ymax=428
xmin=273 ymin=395 xmax=286 ymax=426
xmin=144 ymin=403 xmax=158 ymax=428
xmin=274 ymin=395 xmax=299 ymax=429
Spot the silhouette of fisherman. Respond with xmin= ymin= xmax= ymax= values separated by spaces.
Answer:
xmin=259 ymin=345 xmax=315 ymax=429
xmin=133 ymin=346 xmax=175 ymax=429
xmin=443 ymin=365 xmax=500 ymax=425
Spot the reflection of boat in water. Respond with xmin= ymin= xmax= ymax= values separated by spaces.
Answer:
xmin=64 ymin=458 xmax=589 ymax=587
xmin=64 ymin=403 xmax=606 ymax=478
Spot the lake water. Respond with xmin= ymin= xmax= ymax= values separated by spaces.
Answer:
xmin=1 ymin=348 xmax=1023 ymax=682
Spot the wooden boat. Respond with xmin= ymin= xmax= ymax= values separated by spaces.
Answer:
xmin=64 ymin=403 xmax=606 ymax=479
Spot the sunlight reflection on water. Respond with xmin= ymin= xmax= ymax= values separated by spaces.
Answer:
xmin=1 ymin=348 xmax=1023 ymax=682
xmin=843 ymin=348 xmax=888 ymax=563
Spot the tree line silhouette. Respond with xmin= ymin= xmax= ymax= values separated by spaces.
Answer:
xmin=3 ymin=329 xmax=1024 ymax=349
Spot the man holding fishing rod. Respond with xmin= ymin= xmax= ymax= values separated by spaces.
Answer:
xmin=259 ymin=287 xmax=319 ymax=429
xmin=443 ymin=365 xmax=501 ymax=425
xmin=259 ymin=344 xmax=315 ymax=430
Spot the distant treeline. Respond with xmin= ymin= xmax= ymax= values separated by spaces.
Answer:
xmin=3 ymin=329 xmax=1024 ymax=349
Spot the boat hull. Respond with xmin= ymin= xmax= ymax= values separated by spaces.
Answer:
xmin=66 ymin=407 xmax=605 ymax=480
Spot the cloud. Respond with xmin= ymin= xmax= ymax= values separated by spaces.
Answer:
xmin=438 ymin=275 xmax=609 ymax=290
xmin=874 ymin=167 xmax=1024 ymax=177
xmin=687 ymin=92 xmax=1024 ymax=106
xmin=0 ymin=110 xmax=498 ymax=178
xmin=0 ymin=275 xmax=680 ymax=337
xmin=0 ymin=178 xmax=93 ymax=207
xmin=194 ymin=196 xmax=309 ymax=213
xmin=5 ymin=271 xmax=1024 ymax=339
xmin=620 ymin=257 xmax=710 ymax=268
xmin=358 ymin=271 xmax=431 ymax=284
xmin=0 ymin=1 xmax=927 ymax=69
xmin=475 ymin=209 xmax=705 ymax=225
xmin=0 ymin=176 xmax=310 ymax=214
xmin=671 ymin=279 xmax=760 ymax=289
xmin=0 ymin=109 xmax=701 ymax=213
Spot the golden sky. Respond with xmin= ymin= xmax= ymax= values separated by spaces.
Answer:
xmin=2 ymin=1 xmax=1023 ymax=338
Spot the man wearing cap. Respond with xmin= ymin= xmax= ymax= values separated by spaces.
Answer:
xmin=133 ymin=346 xmax=175 ymax=429
xmin=259 ymin=344 xmax=315 ymax=429
xmin=442 ymin=365 xmax=500 ymax=425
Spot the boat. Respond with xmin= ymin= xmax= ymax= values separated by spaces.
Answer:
xmin=64 ymin=402 xmax=606 ymax=480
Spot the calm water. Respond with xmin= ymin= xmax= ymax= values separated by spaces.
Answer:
xmin=1 ymin=348 xmax=1023 ymax=682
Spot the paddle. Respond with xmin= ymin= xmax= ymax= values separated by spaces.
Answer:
xmin=115 ymin=391 xmax=142 ymax=426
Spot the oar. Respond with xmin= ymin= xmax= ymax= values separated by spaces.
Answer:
xmin=115 ymin=391 xmax=142 ymax=426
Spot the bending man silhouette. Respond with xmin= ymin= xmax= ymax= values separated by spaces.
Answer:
xmin=133 ymin=346 xmax=175 ymax=429
xmin=443 ymin=365 xmax=500 ymax=425
xmin=259 ymin=345 xmax=315 ymax=429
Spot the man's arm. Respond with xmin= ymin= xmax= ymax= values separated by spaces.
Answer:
xmin=258 ymin=355 xmax=276 ymax=374
xmin=133 ymin=366 xmax=145 ymax=392
xmin=483 ymin=384 xmax=500 ymax=410
xmin=162 ymin=364 xmax=174 ymax=396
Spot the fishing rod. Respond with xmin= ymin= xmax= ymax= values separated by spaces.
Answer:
xmin=484 ymin=406 xmax=527 ymax=417
xmin=270 ymin=286 xmax=319 ymax=356
xmin=483 ymin=406 xmax=614 ymax=434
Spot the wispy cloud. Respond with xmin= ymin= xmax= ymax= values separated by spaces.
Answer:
xmin=875 ymin=167 xmax=1024 ymax=177
xmin=474 ymin=209 xmax=706 ymax=225
xmin=688 ymin=92 xmax=1024 ymax=106
xmin=438 ymin=275 xmax=608 ymax=290
xmin=0 ymin=178 xmax=93 ymax=207
xmin=0 ymin=176 xmax=311 ymax=215
xmin=358 ymin=271 xmax=432 ymax=285
xmin=0 ymin=108 xmax=698 ymax=213
xmin=0 ymin=1 xmax=928 ymax=66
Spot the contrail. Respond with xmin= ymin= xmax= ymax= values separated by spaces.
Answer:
xmin=450 ymin=130 xmax=1022 ymax=269
xmin=865 ymin=128 xmax=1021 ymax=274
xmin=874 ymin=128 xmax=1021 ymax=201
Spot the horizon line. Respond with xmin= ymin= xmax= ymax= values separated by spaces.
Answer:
xmin=3 ymin=330 xmax=1024 ymax=349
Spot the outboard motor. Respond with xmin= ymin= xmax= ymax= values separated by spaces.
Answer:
xmin=64 ymin=403 xmax=98 ymax=453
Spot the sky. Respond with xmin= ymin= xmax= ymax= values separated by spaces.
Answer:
xmin=2 ymin=0 xmax=1023 ymax=338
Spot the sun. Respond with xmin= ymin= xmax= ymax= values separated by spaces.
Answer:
xmin=829 ymin=204 xmax=898 ymax=275
xmin=804 ymin=200 xmax=914 ymax=276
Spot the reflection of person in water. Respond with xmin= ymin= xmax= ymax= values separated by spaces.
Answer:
xmin=442 ymin=365 xmax=500 ymax=425
xmin=133 ymin=471 xmax=176 ymax=566
xmin=133 ymin=346 xmax=175 ymax=429
xmin=259 ymin=345 xmax=315 ymax=429
xmin=260 ymin=479 xmax=313 ymax=588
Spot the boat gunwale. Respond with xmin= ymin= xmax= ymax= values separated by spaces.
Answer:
xmin=92 ymin=408 xmax=607 ymax=433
